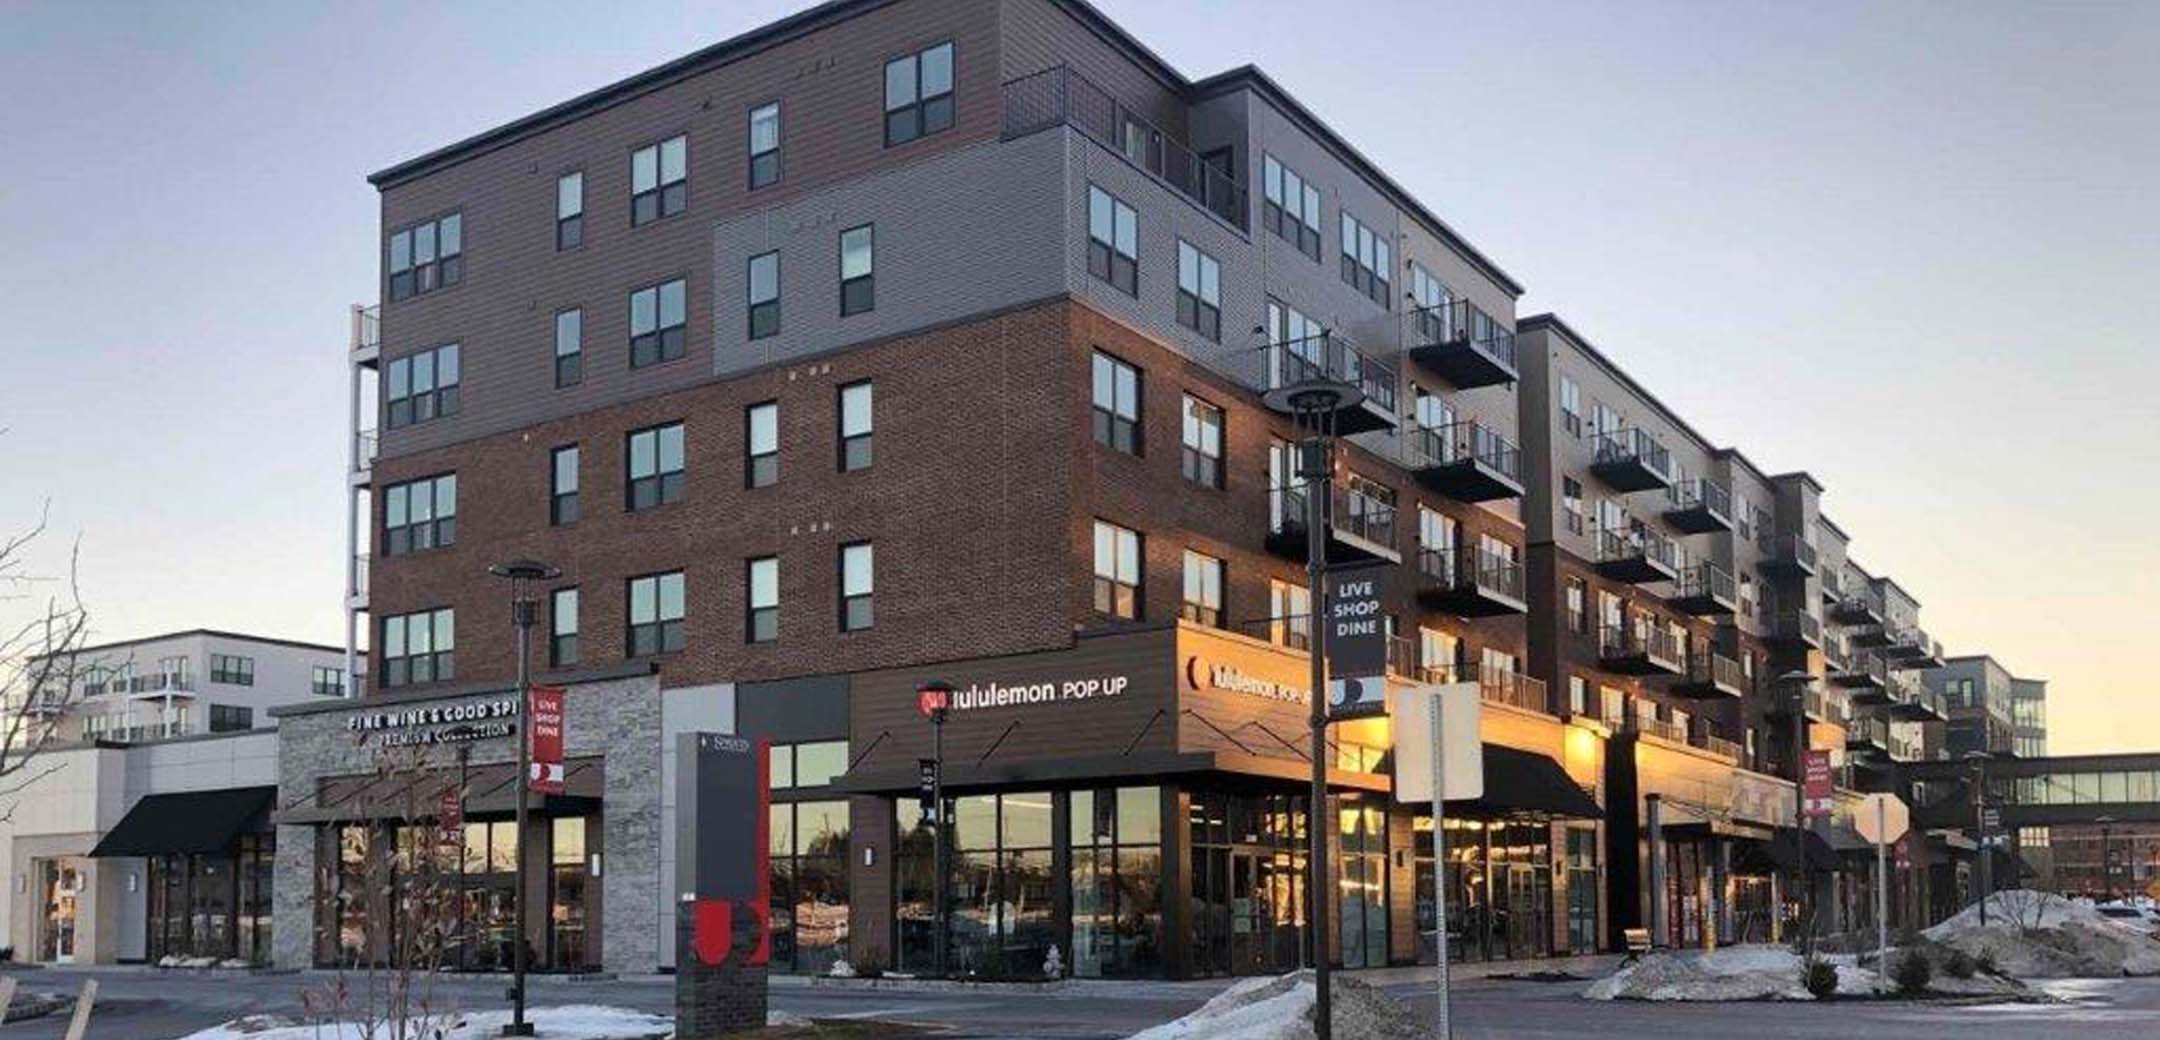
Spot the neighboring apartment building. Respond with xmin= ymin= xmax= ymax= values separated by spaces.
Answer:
xmin=49 ymin=629 xmax=349 ymax=742
xmin=312 ymin=0 xmax=1974 ymax=977
xmin=1928 ymin=654 xmax=2027 ymax=759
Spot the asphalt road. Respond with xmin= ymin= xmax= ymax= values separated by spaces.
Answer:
xmin=6 ymin=967 xmax=2160 ymax=1039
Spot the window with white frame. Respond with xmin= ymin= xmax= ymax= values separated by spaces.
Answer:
xmin=1270 ymin=579 xmax=1311 ymax=649
xmin=1180 ymin=395 xmax=1222 ymax=488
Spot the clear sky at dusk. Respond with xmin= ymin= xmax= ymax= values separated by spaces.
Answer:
xmin=0 ymin=1 xmax=2153 ymax=753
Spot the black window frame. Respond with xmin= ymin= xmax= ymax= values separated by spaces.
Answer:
xmin=1260 ymin=155 xmax=1323 ymax=260
xmin=748 ymin=101 xmax=782 ymax=190
xmin=1175 ymin=239 xmax=1221 ymax=340
xmin=747 ymin=251 xmax=781 ymax=340
xmin=625 ymin=422 xmax=685 ymax=511
xmin=556 ymin=170 xmax=584 ymax=251
xmin=551 ymin=445 xmax=581 ymax=526
xmin=209 ymin=704 xmax=254 ymax=733
xmin=1180 ymin=394 xmax=1223 ymax=488
xmin=309 ymin=666 xmax=345 ymax=697
xmin=837 ymin=381 xmax=873 ymax=472
xmin=838 ymin=224 xmax=875 ymax=317
xmin=626 ymin=571 xmax=685 ymax=657
xmin=839 ymin=541 xmax=874 ymax=633
xmin=745 ymin=401 xmax=779 ymax=488
xmin=1091 ymin=351 xmax=1141 ymax=455
xmin=378 ymin=608 xmax=453 ymax=689
xmin=209 ymin=654 xmax=256 ymax=687
xmin=1086 ymin=184 xmax=1138 ymax=296
xmin=384 ymin=342 xmax=461 ymax=430
xmin=882 ymin=41 xmax=956 ymax=147
xmin=554 ymin=306 xmax=583 ymax=388
xmin=1092 ymin=520 xmax=1142 ymax=620
xmin=382 ymin=473 xmax=457 ymax=555
xmin=630 ymin=133 xmax=688 ymax=227
xmin=386 ymin=210 xmax=464 ymax=302
xmin=628 ymin=277 xmax=688 ymax=368
xmin=1338 ymin=211 xmax=1392 ymax=307
xmin=747 ymin=555 xmax=780 ymax=643
xmin=550 ymin=586 xmax=580 ymax=667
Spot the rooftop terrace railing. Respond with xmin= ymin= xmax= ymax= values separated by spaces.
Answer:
xmin=1002 ymin=65 xmax=1248 ymax=231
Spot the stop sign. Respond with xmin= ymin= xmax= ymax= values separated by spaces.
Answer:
xmin=1854 ymin=792 xmax=1910 ymax=845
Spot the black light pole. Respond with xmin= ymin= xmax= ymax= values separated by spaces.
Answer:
xmin=918 ymin=679 xmax=954 ymax=978
xmin=1965 ymin=750 xmax=1991 ymax=924
xmin=2097 ymin=816 xmax=2117 ymax=901
xmin=489 ymin=558 xmax=558 ymax=1038
xmin=1777 ymin=670 xmax=1815 ymax=945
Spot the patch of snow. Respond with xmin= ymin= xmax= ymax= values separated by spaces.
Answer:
xmin=1583 ymin=944 xmax=1878 ymax=1002
xmin=1124 ymin=970 xmax=1422 ymax=1040
xmin=169 ymin=1005 xmax=673 ymax=1040
xmin=1924 ymin=889 xmax=2160 ymax=978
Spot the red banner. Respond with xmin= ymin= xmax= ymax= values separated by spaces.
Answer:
xmin=437 ymin=784 xmax=463 ymax=853
xmin=1802 ymin=749 xmax=1833 ymax=819
xmin=527 ymin=685 xmax=566 ymax=795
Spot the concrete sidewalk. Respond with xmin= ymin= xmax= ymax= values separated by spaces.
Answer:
xmin=780 ymin=952 xmax=1626 ymax=996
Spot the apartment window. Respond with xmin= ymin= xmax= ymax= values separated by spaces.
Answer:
xmin=839 ymin=542 xmax=874 ymax=632
xmin=1600 ymin=686 xmax=1625 ymax=726
xmin=310 ymin=666 xmax=345 ymax=697
xmin=556 ymin=172 xmax=584 ymax=250
xmin=629 ymin=277 xmax=687 ymax=367
xmin=838 ymin=381 xmax=873 ymax=471
xmin=1175 ymin=240 xmax=1221 ymax=340
xmin=627 ymin=571 xmax=685 ymax=656
xmin=626 ymin=422 xmax=685 ymax=510
xmin=1260 ymin=154 xmax=1322 ymax=260
xmin=631 ymin=133 xmax=687 ymax=225
xmin=386 ymin=211 xmax=462 ymax=302
xmin=384 ymin=343 xmax=460 ymax=429
xmin=1180 ymin=550 xmax=1224 ymax=627
xmin=1339 ymin=212 xmax=1390 ymax=306
xmin=383 ymin=473 xmax=456 ymax=554
xmin=1419 ymin=627 xmax=1460 ymax=677
xmin=1568 ymin=675 xmax=1588 ymax=715
xmin=551 ymin=446 xmax=580 ymax=525
xmin=1180 ymin=395 xmax=1223 ymax=488
xmin=748 ymin=102 xmax=781 ymax=189
xmin=1410 ymin=264 xmax=1454 ymax=339
xmin=380 ymin=609 xmax=453 ymax=688
xmin=1091 ymin=352 xmax=1141 ymax=454
xmin=1565 ymin=576 xmax=1588 ymax=634
xmin=745 ymin=402 xmax=778 ymax=488
xmin=554 ymin=308 xmax=583 ymax=387
xmin=209 ymin=704 xmax=254 ymax=733
xmin=209 ymin=654 xmax=255 ymax=686
xmin=883 ymin=41 xmax=954 ymax=146
xmin=1092 ymin=520 xmax=1142 ymax=619
xmin=1086 ymin=185 xmax=1138 ymax=295
xmin=1419 ymin=506 xmax=1457 ymax=557
xmin=839 ymin=224 xmax=875 ymax=316
xmin=747 ymin=557 xmax=780 ymax=643
xmin=1270 ymin=580 xmax=1311 ymax=649
xmin=747 ymin=251 xmax=780 ymax=339
xmin=550 ymin=587 xmax=579 ymax=667
xmin=1562 ymin=477 xmax=1585 ymax=534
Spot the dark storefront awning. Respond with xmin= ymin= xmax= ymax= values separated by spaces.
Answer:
xmin=1448 ymin=745 xmax=1603 ymax=820
xmin=1741 ymin=828 xmax=1842 ymax=874
xmin=1812 ymin=819 xmax=1874 ymax=856
xmin=90 ymin=786 xmax=275 ymax=857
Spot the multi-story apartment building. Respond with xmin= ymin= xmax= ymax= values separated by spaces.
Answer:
xmin=41 ymin=629 xmax=349 ymax=742
xmin=1929 ymin=654 xmax=2026 ymax=758
xmin=304 ymin=0 xmax=1981 ymax=977
xmin=2012 ymin=675 xmax=2049 ymax=759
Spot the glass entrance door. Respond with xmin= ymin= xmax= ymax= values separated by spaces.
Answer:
xmin=40 ymin=860 xmax=81 ymax=964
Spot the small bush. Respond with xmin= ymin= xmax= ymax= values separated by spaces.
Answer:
xmin=1893 ymin=950 xmax=1934 ymax=995
xmin=1975 ymin=949 xmax=1999 ymax=975
xmin=1803 ymin=957 xmax=1839 ymax=999
xmin=1942 ymin=947 xmax=1976 ymax=980
xmin=852 ymin=953 xmax=885 ymax=979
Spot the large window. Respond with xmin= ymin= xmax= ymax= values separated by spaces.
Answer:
xmin=209 ymin=654 xmax=255 ymax=686
xmin=380 ymin=609 xmax=453 ymax=688
xmin=769 ymin=799 xmax=851 ymax=974
xmin=551 ymin=445 xmax=579 ymax=526
xmin=630 ymin=134 xmax=687 ymax=225
xmin=1091 ymin=351 xmax=1141 ymax=454
xmin=747 ymin=556 xmax=780 ymax=643
xmin=387 ymin=212 xmax=462 ymax=302
xmin=839 ymin=224 xmax=875 ymax=316
xmin=385 ymin=343 xmax=460 ymax=429
xmin=747 ymin=251 xmax=780 ymax=339
xmin=838 ymin=381 xmax=873 ymax=471
xmin=748 ymin=102 xmax=781 ymax=189
xmin=771 ymin=741 xmax=850 ymax=789
xmin=1180 ymin=550 xmax=1224 ymax=627
xmin=209 ymin=704 xmax=254 ymax=733
xmin=554 ymin=308 xmax=582 ymax=388
xmin=556 ymin=171 xmax=583 ymax=250
xmin=745 ymin=402 xmax=779 ymax=488
xmin=1269 ymin=580 xmax=1311 ymax=649
xmin=911 ymin=791 xmax=1057 ymax=978
xmin=839 ymin=542 xmax=873 ymax=632
xmin=1180 ymin=395 xmax=1222 ymax=488
xmin=550 ymin=587 xmax=579 ymax=667
xmin=310 ymin=666 xmax=345 ymax=697
xmin=1092 ymin=520 xmax=1141 ymax=619
xmin=629 ymin=278 xmax=687 ymax=367
xmin=626 ymin=423 xmax=684 ymax=510
xmin=1175 ymin=241 xmax=1221 ymax=340
xmin=1086 ymin=185 xmax=1138 ymax=295
xmin=1339 ymin=211 xmax=1391 ymax=306
xmin=883 ymin=42 xmax=955 ymax=146
xmin=1069 ymin=787 xmax=1163 ymax=977
xmin=1261 ymin=155 xmax=1322 ymax=260
xmin=626 ymin=572 xmax=684 ymax=656
xmin=383 ymin=474 xmax=455 ymax=555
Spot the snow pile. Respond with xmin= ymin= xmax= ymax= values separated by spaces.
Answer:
xmin=1584 ymin=944 xmax=1876 ymax=1001
xmin=1923 ymin=890 xmax=2160 ymax=978
xmin=1124 ymin=970 xmax=1422 ymax=1040
xmin=172 ymin=1005 xmax=687 ymax=1040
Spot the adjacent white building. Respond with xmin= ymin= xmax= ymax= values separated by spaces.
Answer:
xmin=56 ymin=629 xmax=350 ymax=742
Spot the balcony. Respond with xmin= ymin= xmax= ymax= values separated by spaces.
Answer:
xmin=1830 ymin=651 xmax=1888 ymax=694
xmin=1630 ymin=714 xmax=1689 ymax=745
xmin=1002 ymin=65 xmax=1247 ymax=230
xmin=1762 ymin=534 xmax=1819 ymax=578
xmin=1404 ymin=299 xmax=1517 ymax=389
xmin=1911 ymin=636 xmax=1945 ymax=670
xmin=1822 ymin=631 xmax=1851 ymax=672
xmin=1265 ymin=483 xmax=1400 ymax=565
xmin=1663 ymin=478 xmax=1734 ymax=535
xmin=1829 ymin=587 xmax=1886 ymax=626
xmin=1887 ymin=732 xmax=1923 ymax=762
xmin=350 ymin=303 xmax=380 ymax=364
xmin=1883 ymin=623 xmax=1928 ymax=660
xmin=1592 ymin=524 xmax=1680 ymax=584
xmin=1846 ymin=715 xmax=1890 ymax=755
xmin=1885 ymin=672 xmax=1947 ymax=722
xmin=1589 ymin=429 xmax=1674 ymax=493
xmin=1599 ymin=624 xmax=1685 ymax=677
xmin=348 ymin=553 xmax=371 ymax=611
xmin=1768 ymin=687 xmax=1833 ymax=724
xmin=1405 ymin=421 xmax=1523 ymax=504
xmin=1691 ymin=727 xmax=1744 ymax=763
xmin=1247 ymin=335 xmax=1398 ymax=436
xmin=1414 ymin=546 xmax=1527 ymax=617
xmin=351 ymin=428 xmax=378 ymax=486
xmin=1672 ymin=647 xmax=1748 ymax=700
xmin=1411 ymin=661 xmax=1551 ymax=715
xmin=1766 ymin=609 xmax=1823 ymax=650
xmin=1668 ymin=561 xmax=1738 ymax=616
xmin=1238 ymin=614 xmax=1312 ymax=653
xmin=1849 ymin=621 xmax=1893 ymax=648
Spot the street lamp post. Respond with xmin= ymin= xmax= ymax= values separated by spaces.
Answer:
xmin=1777 ymin=670 xmax=1816 ymax=945
xmin=917 ymin=679 xmax=954 ymax=978
xmin=489 ymin=558 xmax=559 ymax=1039
xmin=2097 ymin=816 xmax=2118 ymax=901
xmin=1965 ymin=751 xmax=1991 ymax=925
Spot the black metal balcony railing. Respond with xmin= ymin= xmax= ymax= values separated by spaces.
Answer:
xmin=1238 ymin=614 xmax=1312 ymax=652
xmin=1766 ymin=533 xmax=1819 ymax=574
xmin=1405 ymin=299 xmax=1519 ymax=388
xmin=1631 ymin=714 xmax=1688 ymax=745
xmin=1600 ymin=623 xmax=1684 ymax=671
xmin=1592 ymin=522 xmax=1679 ymax=582
xmin=1416 ymin=546 xmax=1527 ymax=608
xmin=1769 ymin=608 xmax=1823 ymax=647
xmin=1590 ymin=428 xmax=1674 ymax=489
xmin=1338 ymin=488 xmax=1396 ymax=549
xmin=1250 ymin=331 xmax=1398 ymax=416
xmin=1413 ymin=421 xmax=1521 ymax=481
xmin=1002 ymin=66 xmax=1248 ymax=230
xmin=1663 ymin=477 xmax=1734 ymax=533
xmin=1670 ymin=561 xmax=1737 ymax=615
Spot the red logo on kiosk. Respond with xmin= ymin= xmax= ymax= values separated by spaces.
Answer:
xmin=917 ymin=683 xmax=952 ymax=718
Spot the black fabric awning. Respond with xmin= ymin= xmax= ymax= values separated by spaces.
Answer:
xmin=1743 ymin=828 xmax=1843 ymax=873
xmin=1447 ymin=745 xmax=1602 ymax=820
xmin=90 ymin=786 xmax=275 ymax=857
xmin=1812 ymin=819 xmax=1873 ymax=855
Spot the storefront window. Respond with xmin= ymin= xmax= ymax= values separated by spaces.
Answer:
xmin=1420 ymin=817 xmax=1554 ymax=963
xmin=1337 ymin=803 xmax=1387 ymax=968
xmin=769 ymin=800 xmax=850 ymax=974
xmin=1071 ymin=787 xmax=1163 ymax=978
xmin=550 ymin=817 xmax=591 ymax=970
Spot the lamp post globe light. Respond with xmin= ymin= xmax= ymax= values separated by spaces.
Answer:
xmin=487 ymin=558 xmax=559 ymax=1038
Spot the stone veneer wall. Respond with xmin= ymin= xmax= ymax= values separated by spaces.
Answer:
xmin=271 ymin=673 xmax=663 ymax=971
